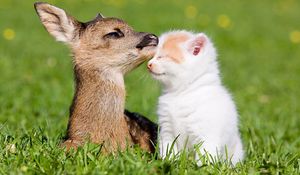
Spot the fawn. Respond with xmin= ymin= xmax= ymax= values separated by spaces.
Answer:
xmin=34 ymin=2 xmax=158 ymax=153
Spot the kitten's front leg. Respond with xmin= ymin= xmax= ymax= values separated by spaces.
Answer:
xmin=159 ymin=129 xmax=178 ymax=159
xmin=194 ymin=140 xmax=219 ymax=166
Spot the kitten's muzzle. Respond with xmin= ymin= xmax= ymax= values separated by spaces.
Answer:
xmin=136 ymin=34 xmax=159 ymax=49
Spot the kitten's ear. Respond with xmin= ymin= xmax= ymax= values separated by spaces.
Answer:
xmin=34 ymin=2 xmax=82 ymax=44
xmin=188 ymin=34 xmax=206 ymax=56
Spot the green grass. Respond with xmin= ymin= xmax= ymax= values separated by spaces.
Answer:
xmin=0 ymin=0 xmax=300 ymax=174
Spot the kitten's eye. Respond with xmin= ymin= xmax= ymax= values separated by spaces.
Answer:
xmin=104 ymin=29 xmax=124 ymax=39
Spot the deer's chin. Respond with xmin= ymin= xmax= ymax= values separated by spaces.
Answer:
xmin=121 ymin=59 xmax=146 ymax=75
xmin=138 ymin=46 xmax=157 ymax=59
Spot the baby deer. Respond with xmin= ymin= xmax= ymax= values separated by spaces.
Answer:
xmin=34 ymin=2 xmax=158 ymax=153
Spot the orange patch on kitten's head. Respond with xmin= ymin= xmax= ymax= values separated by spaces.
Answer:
xmin=162 ymin=33 xmax=190 ymax=63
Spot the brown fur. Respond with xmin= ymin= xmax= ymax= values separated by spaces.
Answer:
xmin=34 ymin=2 xmax=158 ymax=153
xmin=66 ymin=66 xmax=129 ymax=152
xmin=124 ymin=110 xmax=158 ymax=153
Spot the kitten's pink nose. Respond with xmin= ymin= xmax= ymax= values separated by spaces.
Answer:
xmin=147 ymin=63 xmax=153 ymax=70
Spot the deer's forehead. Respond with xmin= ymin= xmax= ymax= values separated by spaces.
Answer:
xmin=87 ymin=18 xmax=132 ymax=31
xmin=159 ymin=33 xmax=190 ymax=63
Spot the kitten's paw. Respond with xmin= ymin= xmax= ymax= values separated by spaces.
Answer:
xmin=196 ymin=160 xmax=203 ymax=167
xmin=160 ymin=144 xmax=178 ymax=159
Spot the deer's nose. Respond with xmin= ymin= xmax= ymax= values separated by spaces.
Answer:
xmin=145 ymin=34 xmax=158 ymax=45
xmin=136 ymin=34 xmax=159 ymax=49
xmin=146 ymin=34 xmax=158 ymax=40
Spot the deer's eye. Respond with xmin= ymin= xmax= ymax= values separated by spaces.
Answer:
xmin=104 ymin=29 xmax=124 ymax=39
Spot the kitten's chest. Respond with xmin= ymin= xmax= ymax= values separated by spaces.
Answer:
xmin=158 ymin=94 xmax=196 ymax=134
xmin=158 ymin=94 xmax=197 ymax=117
xmin=158 ymin=98 xmax=195 ymax=148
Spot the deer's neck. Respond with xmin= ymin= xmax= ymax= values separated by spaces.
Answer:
xmin=67 ymin=66 xmax=126 ymax=141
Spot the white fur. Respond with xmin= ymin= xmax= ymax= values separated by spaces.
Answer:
xmin=148 ymin=30 xmax=244 ymax=165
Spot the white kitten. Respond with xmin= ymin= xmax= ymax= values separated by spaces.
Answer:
xmin=148 ymin=30 xmax=244 ymax=165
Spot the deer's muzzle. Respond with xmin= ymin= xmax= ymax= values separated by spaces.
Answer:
xmin=136 ymin=34 xmax=159 ymax=50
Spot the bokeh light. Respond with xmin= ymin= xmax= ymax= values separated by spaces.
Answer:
xmin=185 ymin=5 xmax=197 ymax=19
xmin=3 ymin=28 xmax=15 ymax=40
xmin=290 ymin=30 xmax=300 ymax=44
xmin=217 ymin=14 xmax=231 ymax=29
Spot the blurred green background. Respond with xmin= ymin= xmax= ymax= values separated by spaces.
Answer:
xmin=0 ymin=0 xmax=299 ymax=174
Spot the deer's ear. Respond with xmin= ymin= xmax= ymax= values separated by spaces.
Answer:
xmin=95 ymin=13 xmax=104 ymax=19
xmin=188 ymin=34 xmax=206 ymax=56
xmin=34 ymin=2 xmax=82 ymax=43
